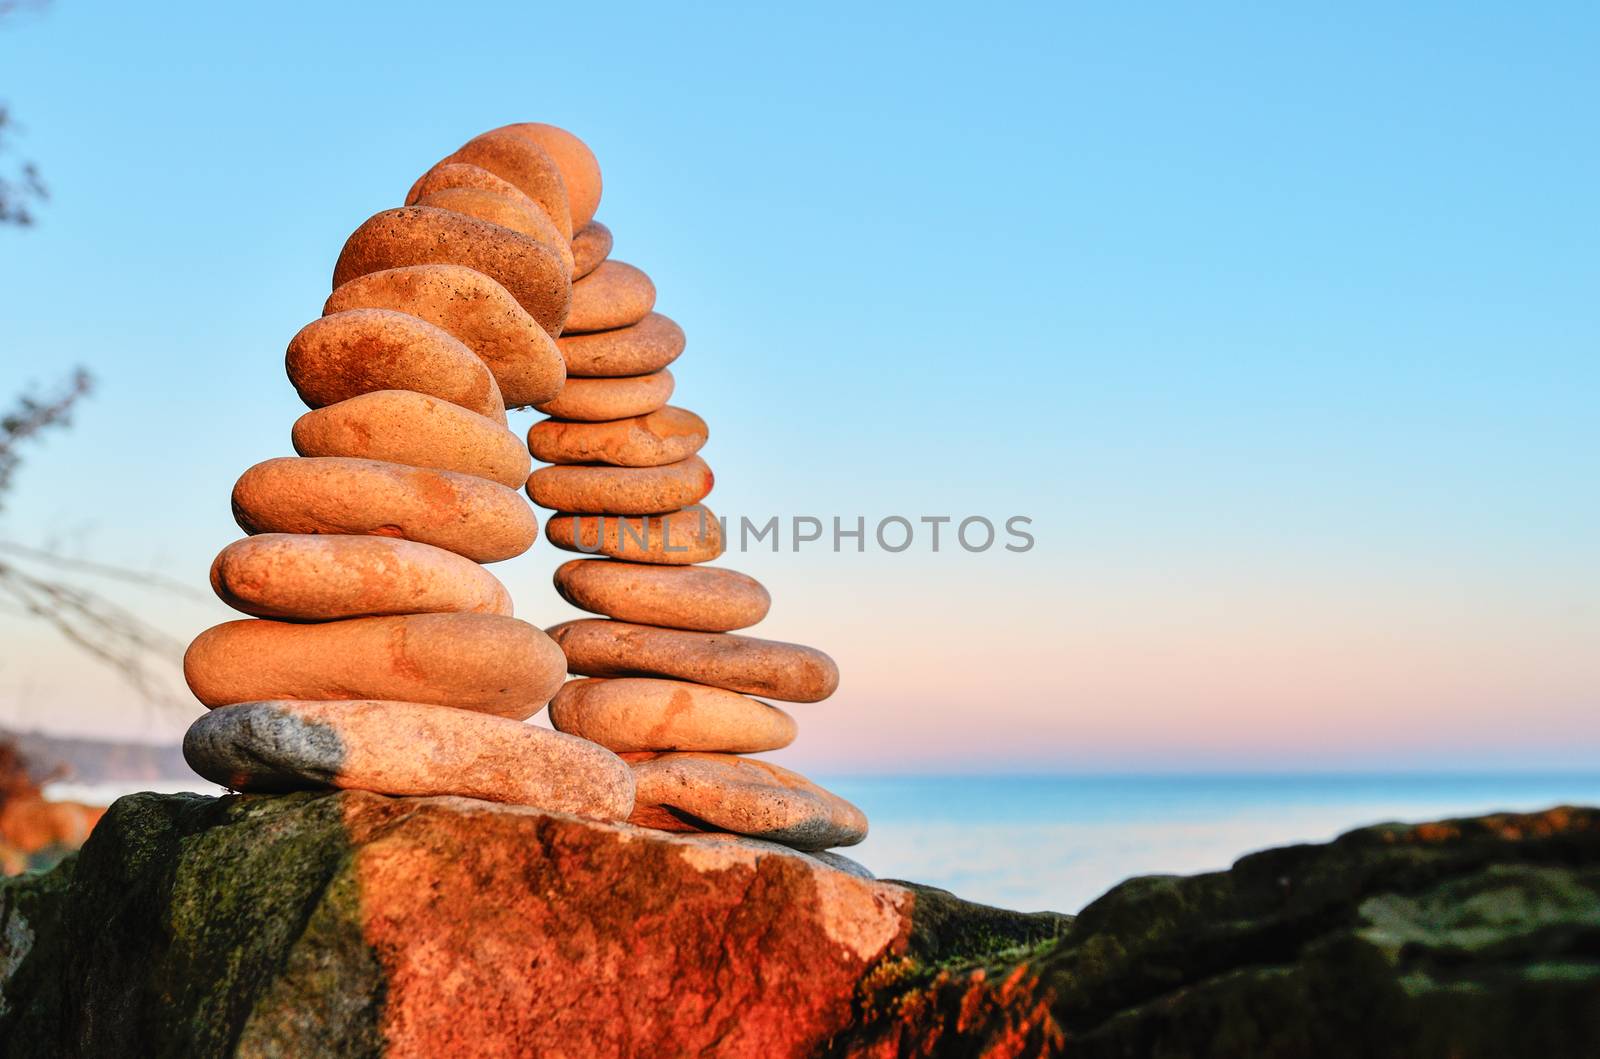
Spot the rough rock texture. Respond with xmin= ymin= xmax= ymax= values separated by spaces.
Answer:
xmin=833 ymin=806 xmax=1600 ymax=1058
xmin=3 ymin=802 xmax=1597 ymax=1058
xmin=0 ymin=791 xmax=1030 ymax=1057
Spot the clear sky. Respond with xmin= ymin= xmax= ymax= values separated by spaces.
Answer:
xmin=0 ymin=1 xmax=1595 ymax=772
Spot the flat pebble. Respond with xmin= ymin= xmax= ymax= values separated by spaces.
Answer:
xmin=553 ymin=559 xmax=769 ymax=632
xmin=286 ymin=308 xmax=505 ymax=424
xmin=184 ymin=613 xmax=567 ymax=719
xmin=291 ymin=390 xmax=531 ymax=489
xmin=533 ymin=370 xmax=674 ymax=421
xmin=527 ymin=455 xmax=713 ymax=515
xmin=184 ymin=699 xmax=634 ymax=819
xmin=545 ymin=505 xmax=724 ymax=564
xmin=549 ymin=677 xmax=796 ymax=753
xmin=233 ymin=456 xmax=538 ymax=563
xmin=210 ymin=533 xmax=512 ymax=621
xmin=527 ymin=407 xmax=707 ymax=467
xmin=557 ymin=313 xmax=684 ymax=377
xmin=565 ymin=261 xmax=655 ymax=333
xmin=628 ymin=753 xmax=867 ymax=850
xmin=546 ymin=619 xmax=839 ymax=702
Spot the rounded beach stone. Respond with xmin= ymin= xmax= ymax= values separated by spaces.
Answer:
xmin=553 ymin=559 xmax=769 ymax=632
xmin=412 ymin=186 xmax=575 ymax=274
xmin=570 ymin=220 xmax=612 ymax=279
xmin=545 ymin=505 xmax=723 ymax=565
xmin=292 ymin=391 xmax=531 ymax=489
xmin=286 ymin=309 xmax=506 ymax=424
xmin=527 ymin=407 xmax=707 ymax=467
xmin=324 ymin=264 xmax=565 ymax=407
xmin=533 ymin=370 xmax=674 ymax=421
xmin=210 ymin=533 xmax=513 ymax=621
xmin=233 ymin=457 xmax=538 ymax=563
xmin=333 ymin=206 xmax=570 ymax=337
xmin=406 ymin=161 xmax=530 ymax=207
xmin=184 ymin=699 xmax=635 ymax=819
xmin=184 ymin=613 xmax=567 ymax=718
xmin=549 ymin=678 xmax=796 ymax=753
xmin=431 ymin=129 xmax=573 ymax=239
xmin=556 ymin=313 xmax=684 ymax=377
xmin=627 ymin=753 xmax=867 ymax=850
xmin=526 ymin=455 xmax=713 ymax=515
xmin=493 ymin=122 xmax=602 ymax=230
xmin=545 ymin=620 xmax=839 ymax=702
xmin=565 ymin=261 xmax=656 ymax=334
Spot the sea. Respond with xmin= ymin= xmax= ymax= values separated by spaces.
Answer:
xmin=46 ymin=772 xmax=1600 ymax=914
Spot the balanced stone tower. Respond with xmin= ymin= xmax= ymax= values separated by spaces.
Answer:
xmin=182 ymin=124 xmax=635 ymax=822
xmin=529 ymin=206 xmax=870 ymax=853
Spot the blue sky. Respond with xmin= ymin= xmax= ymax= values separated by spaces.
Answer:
xmin=0 ymin=2 xmax=1595 ymax=769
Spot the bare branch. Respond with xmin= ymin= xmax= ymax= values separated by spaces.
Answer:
xmin=0 ymin=368 xmax=92 ymax=508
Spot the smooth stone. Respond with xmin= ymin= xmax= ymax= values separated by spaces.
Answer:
xmin=292 ymin=390 xmax=531 ymax=489
xmin=545 ymin=505 xmax=723 ymax=565
xmin=627 ymin=753 xmax=867 ymax=850
xmin=493 ymin=123 xmax=602 ymax=230
xmin=527 ymin=407 xmax=707 ymax=467
xmin=405 ymin=161 xmax=531 ymax=206
xmin=570 ymin=220 xmax=612 ymax=279
xmin=533 ymin=370 xmax=674 ymax=421
xmin=553 ymin=559 xmax=769 ymax=632
xmin=285 ymin=308 xmax=506 ymax=424
xmin=412 ymin=186 xmax=574 ymax=274
xmin=545 ymin=620 xmax=839 ymax=703
xmin=556 ymin=313 xmax=684 ymax=377
xmin=564 ymin=261 xmax=656 ymax=334
xmin=184 ymin=613 xmax=568 ymax=719
xmin=210 ymin=533 xmax=512 ymax=621
xmin=233 ymin=457 xmax=538 ymax=564
xmin=549 ymin=677 xmax=796 ymax=754
xmin=184 ymin=699 xmax=634 ymax=819
xmin=426 ymin=129 xmax=573 ymax=239
xmin=324 ymin=264 xmax=565 ymax=407
xmin=333 ymin=206 xmax=570 ymax=337
xmin=526 ymin=455 xmax=713 ymax=515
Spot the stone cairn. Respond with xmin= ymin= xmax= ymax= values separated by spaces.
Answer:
xmin=182 ymin=124 xmax=636 ymax=821
xmin=181 ymin=122 xmax=867 ymax=862
xmin=529 ymin=206 xmax=870 ymax=854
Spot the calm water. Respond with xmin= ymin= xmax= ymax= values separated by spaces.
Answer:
xmin=49 ymin=773 xmax=1600 ymax=914
xmin=825 ymin=773 xmax=1600 ymax=912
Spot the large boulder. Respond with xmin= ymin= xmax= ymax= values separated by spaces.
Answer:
xmin=1 ymin=794 xmax=1596 ymax=1057
xmin=0 ymin=790 xmax=1058 ymax=1057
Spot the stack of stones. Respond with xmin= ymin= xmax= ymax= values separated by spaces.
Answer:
xmin=181 ymin=123 xmax=635 ymax=822
xmin=526 ymin=219 xmax=870 ymax=855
